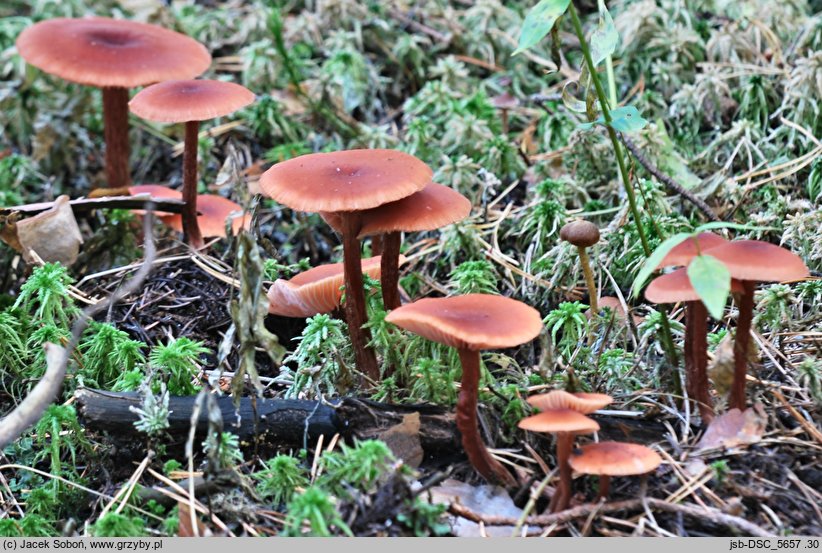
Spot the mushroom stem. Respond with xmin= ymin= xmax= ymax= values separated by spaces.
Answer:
xmin=456 ymin=349 xmax=516 ymax=487
xmin=687 ymin=300 xmax=714 ymax=423
xmin=380 ymin=231 xmax=402 ymax=311
xmin=371 ymin=234 xmax=383 ymax=256
xmin=553 ymin=432 xmax=574 ymax=512
xmin=598 ymin=475 xmax=611 ymax=501
xmin=340 ymin=212 xmax=379 ymax=384
xmin=501 ymin=108 xmax=509 ymax=134
xmin=101 ymin=86 xmax=131 ymax=189
xmin=577 ymin=246 xmax=597 ymax=345
xmin=730 ymin=281 xmax=755 ymax=411
xmin=182 ymin=120 xmax=204 ymax=249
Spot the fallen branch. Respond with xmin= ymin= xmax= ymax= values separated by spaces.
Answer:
xmin=0 ymin=195 xmax=187 ymax=217
xmin=620 ymin=135 xmax=721 ymax=222
xmin=449 ymin=497 xmax=774 ymax=537
xmin=0 ymin=208 xmax=158 ymax=450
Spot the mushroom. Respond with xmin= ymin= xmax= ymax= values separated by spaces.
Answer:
xmin=559 ymin=220 xmax=601 ymax=318
xmin=129 ymin=79 xmax=254 ymax=249
xmin=698 ymin=240 xmax=809 ymax=411
xmin=16 ymin=17 xmax=210 ymax=189
xmin=385 ymin=294 xmax=543 ymax=486
xmin=646 ymin=268 xmax=743 ymax=422
xmin=568 ymin=441 xmax=662 ymax=501
xmin=267 ymin=255 xmax=403 ymax=318
xmin=162 ymin=194 xmax=249 ymax=239
xmin=518 ymin=408 xmax=600 ymax=511
xmin=321 ymin=183 xmax=471 ymax=310
xmin=491 ymin=92 xmax=520 ymax=134
xmin=259 ymin=149 xmax=432 ymax=383
xmin=128 ymin=184 xmax=182 ymax=216
xmin=656 ymin=232 xmax=728 ymax=268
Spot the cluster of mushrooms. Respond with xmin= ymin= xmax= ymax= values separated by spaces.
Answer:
xmin=14 ymin=15 xmax=813 ymax=510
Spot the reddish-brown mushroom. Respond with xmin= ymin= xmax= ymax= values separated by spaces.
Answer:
xmin=646 ymin=268 xmax=743 ymax=422
xmin=16 ymin=17 xmax=210 ymax=189
xmin=518 ymin=408 xmax=601 ymax=511
xmin=386 ymin=294 xmax=543 ymax=486
xmin=656 ymin=232 xmax=727 ymax=269
xmin=260 ymin=149 xmax=432 ymax=382
xmin=701 ymin=240 xmax=809 ymax=410
xmin=560 ymin=220 xmax=601 ymax=318
xmin=568 ymin=441 xmax=662 ymax=500
xmin=526 ymin=390 xmax=613 ymax=414
xmin=162 ymin=194 xmax=249 ymax=239
xmin=491 ymin=92 xmax=520 ymax=134
xmin=322 ymin=183 xmax=471 ymax=310
xmin=129 ymin=79 xmax=254 ymax=249
xmin=267 ymin=255 xmax=402 ymax=318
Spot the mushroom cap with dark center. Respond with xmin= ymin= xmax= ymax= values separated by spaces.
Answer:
xmin=568 ymin=441 xmax=662 ymax=476
xmin=517 ymin=409 xmax=600 ymax=434
xmin=701 ymin=240 xmax=810 ymax=283
xmin=657 ymin=232 xmax=727 ymax=268
xmin=559 ymin=220 xmax=600 ymax=248
xmin=645 ymin=266 xmax=743 ymax=304
xmin=268 ymin=255 xmax=397 ymax=317
xmin=162 ymin=194 xmax=249 ymax=238
xmin=384 ymin=294 xmax=543 ymax=351
xmin=129 ymin=79 xmax=254 ymax=123
xmin=16 ymin=17 xmax=211 ymax=88
xmin=320 ymin=183 xmax=471 ymax=238
xmin=527 ymin=390 xmax=613 ymax=414
xmin=259 ymin=149 xmax=432 ymax=213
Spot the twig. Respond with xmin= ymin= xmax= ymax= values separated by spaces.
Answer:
xmin=0 ymin=207 xmax=157 ymax=450
xmin=1 ymin=195 xmax=187 ymax=216
xmin=448 ymin=497 xmax=774 ymax=537
xmin=620 ymin=135 xmax=720 ymax=222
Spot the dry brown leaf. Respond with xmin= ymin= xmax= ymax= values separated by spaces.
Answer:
xmin=696 ymin=405 xmax=766 ymax=452
xmin=378 ymin=412 xmax=423 ymax=468
xmin=14 ymin=195 xmax=83 ymax=266
xmin=177 ymin=500 xmax=210 ymax=537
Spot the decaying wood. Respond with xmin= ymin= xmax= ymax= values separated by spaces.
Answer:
xmin=74 ymin=390 xmax=460 ymax=456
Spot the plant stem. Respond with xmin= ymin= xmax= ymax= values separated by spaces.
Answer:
xmin=595 ymin=0 xmax=618 ymax=107
xmin=456 ymin=349 xmax=516 ymax=486
xmin=101 ymin=87 xmax=130 ymax=189
xmin=568 ymin=1 xmax=681 ymax=394
xmin=182 ymin=121 xmax=203 ymax=249
xmin=730 ymin=281 xmax=755 ymax=411
xmin=340 ymin=212 xmax=380 ymax=385
xmin=380 ymin=231 xmax=402 ymax=311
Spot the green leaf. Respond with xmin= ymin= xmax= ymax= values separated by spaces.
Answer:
xmin=579 ymin=106 xmax=648 ymax=133
xmin=694 ymin=221 xmax=778 ymax=234
xmin=631 ymin=232 xmax=692 ymax=297
xmin=514 ymin=0 xmax=572 ymax=55
xmin=589 ymin=6 xmax=618 ymax=67
xmin=687 ymin=255 xmax=731 ymax=320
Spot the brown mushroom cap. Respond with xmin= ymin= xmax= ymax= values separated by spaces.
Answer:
xmin=259 ymin=149 xmax=432 ymax=213
xmin=128 ymin=184 xmax=181 ymax=216
xmin=492 ymin=92 xmax=520 ymax=110
xmin=568 ymin=441 xmax=662 ymax=476
xmin=320 ymin=183 xmax=471 ymax=238
xmin=701 ymin=240 xmax=810 ymax=283
xmin=517 ymin=409 xmax=600 ymax=434
xmin=384 ymin=294 xmax=543 ymax=351
xmin=527 ymin=390 xmax=613 ymax=414
xmin=657 ymin=232 xmax=728 ymax=268
xmin=16 ymin=17 xmax=211 ymax=88
xmin=645 ymin=266 xmax=744 ymax=304
xmin=129 ymin=79 xmax=254 ymax=123
xmin=268 ymin=255 xmax=398 ymax=317
xmin=559 ymin=220 xmax=600 ymax=248
xmin=162 ymin=194 xmax=249 ymax=238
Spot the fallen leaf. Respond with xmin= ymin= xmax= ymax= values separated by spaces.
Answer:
xmin=378 ymin=412 xmax=423 ymax=468
xmin=177 ymin=501 xmax=210 ymax=537
xmin=696 ymin=405 xmax=766 ymax=452
xmin=429 ymin=478 xmax=523 ymax=537
xmin=14 ymin=195 xmax=83 ymax=266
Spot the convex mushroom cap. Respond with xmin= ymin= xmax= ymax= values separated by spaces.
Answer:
xmin=384 ymin=294 xmax=543 ymax=351
xmin=568 ymin=442 xmax=662 ymax=476
xmin=527 ymin=390 xmax=613 ymax=414
xmin=321 ymin=182 xmax=471 ymax=238
xmin=162 ymin=194 xmax=249 ymax=238
xmin=129 ymin=79 xmax=254 ymax=123
xmin=517 ymin=409 xmax=600 ymax=434
xmin=645 ymin=267 xmax=744 ymax=304
xmin=16 ymin=17 xmax=210 ymax=88
xmin=560 ymin=220 xmax=600 ymax=248
xmin=259 ymin=149 xmax=432 ymax=213
xmin=268 ymin=255 xmax=402 ymax=317
xmin=700 ymin=240 xmax=810 ymax=282
xmin=657 ymin=232 xmax=727 ymax=268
